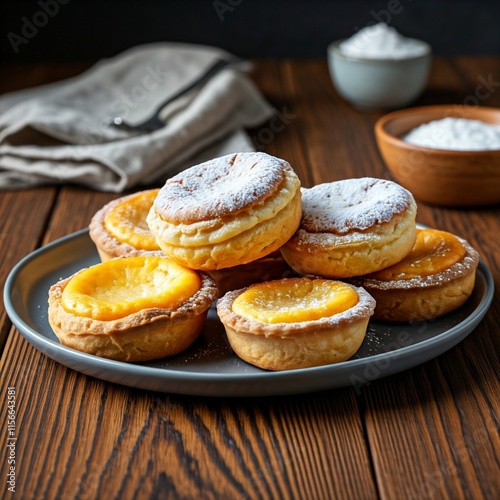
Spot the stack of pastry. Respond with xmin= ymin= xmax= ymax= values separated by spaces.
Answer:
xmin=146 ymin=152 xmax=302 ymax=291
xmin=47 ymin=152 xmax=480 ymax=371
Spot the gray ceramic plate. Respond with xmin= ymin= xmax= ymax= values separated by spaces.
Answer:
xmin=4 ymin=229 xmax=494 ymax=397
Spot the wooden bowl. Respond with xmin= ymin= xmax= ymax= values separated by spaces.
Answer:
xmin=375 ymin=105 xmax=500 ymax=206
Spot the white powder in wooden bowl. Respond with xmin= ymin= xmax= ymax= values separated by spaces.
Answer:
xmin=404 ymin=117 xmax=500 ymax=151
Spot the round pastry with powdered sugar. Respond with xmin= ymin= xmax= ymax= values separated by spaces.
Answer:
xmin=280 ymin=177 xmax=417 ymax=278
xmin=147 ymin=152 xmax=302 ymax=271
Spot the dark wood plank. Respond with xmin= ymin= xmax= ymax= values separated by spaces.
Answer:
xmin=0 ymin=189 xmax=56 ymax=350
xmin=42 ymin=186 xmax=119 ymax=243
xmin=448 ymin=56 xmax=500 ymax=109
xmin=364 ymin=365 xmax=500 ymax=500
xmin=1 ymin=63 xmax=93 ymax=93
xmin=2 ymin=330 xmax=379 ymax=500
xmin=248 ymin=59 xmax=315 ymax=187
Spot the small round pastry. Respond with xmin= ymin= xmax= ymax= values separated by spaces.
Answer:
xmin=147 ymin=152 xmax=302 ymax=271
xmin=48 ymin=256 xmax=218 ymax=362
xmin=89 ymin=189 xmax=163 ymax=261
xmin=350 ymin=228 xmax=479 ymax=322
xmin=207 ymin=250 xmax=295 ymax=295
xmin=217 ymin=277 xmax=375 ymax=371
xmin=281 ymin=177 xmax=418 ymax=278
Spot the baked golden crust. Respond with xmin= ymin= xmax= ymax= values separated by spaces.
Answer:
xmin=89 ymin=189 xmax=163 ymax=262
xmin=216 ymin=278 xmax=375 ymax=370
xmin=147 ymin=152 xmax=302 ymax=270
xmin=48 ymin=263 xmax=218 ymax=362
xmin=281 ymin=178 xmax=417 ymax=278
xmin=350 ymin=233 xmax=479 ymax=322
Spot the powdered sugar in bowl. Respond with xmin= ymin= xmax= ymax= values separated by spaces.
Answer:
xmin=328 ymin=23 xmax=431 ymax=110
xmin=375 ymin=105 xmax=500 ymax=207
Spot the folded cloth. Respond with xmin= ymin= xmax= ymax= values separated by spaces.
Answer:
xmin=0 ymin=43 xmax=274 ymax=192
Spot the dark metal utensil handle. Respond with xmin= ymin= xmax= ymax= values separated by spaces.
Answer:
xmin=111 ymin=58 xmax=246 ymax=132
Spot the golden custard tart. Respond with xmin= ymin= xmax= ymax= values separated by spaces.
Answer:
xmin=216 ymin=277 xmax=375 ymax=371
xmin=147 ymin=152 xmax=302 ymax=271
xmin=350 ymin=228 xmax=479 ymax=322
xmin=48 ymin=256 xmax=218 ymax=362
xmin=281 ymin=177 xmax=417 ymax=278
xmin=89 ymin=189 xmax=163 ymax=261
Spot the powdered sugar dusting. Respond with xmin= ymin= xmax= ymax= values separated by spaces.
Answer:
xmin=154 ymin=152 xmax=288 ymax=223
xmin=301 ymin=178 xmax=413 ymax=234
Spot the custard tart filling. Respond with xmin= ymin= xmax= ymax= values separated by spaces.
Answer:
xmin=61 ymin=256 xmax=201 ymax=321
xmin=231 ymin=278 xmax=359 ymax=324
xmin=103 ymin=189 xmax=160 ymax=252
xmin=89 ymin=189 xmax=163 ymax=261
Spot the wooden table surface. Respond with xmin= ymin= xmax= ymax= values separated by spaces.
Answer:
xmin=1 ymin=57 xmax=499 ymax=500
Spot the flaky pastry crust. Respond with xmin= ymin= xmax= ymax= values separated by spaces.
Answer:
xmin=48 ymin=270 xmax=218 ymax=362
xmin=216 ymin=281 xmax=375 ymax=371
xmin=350 ymin=238 xmax=479 ymax=322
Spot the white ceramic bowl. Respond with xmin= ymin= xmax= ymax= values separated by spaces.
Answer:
xmin=327 ymin=39 xmax=432 ymax=110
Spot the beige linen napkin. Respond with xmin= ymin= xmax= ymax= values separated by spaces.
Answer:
xmin=0 ymin=43 xmax=274 ymax=191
